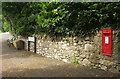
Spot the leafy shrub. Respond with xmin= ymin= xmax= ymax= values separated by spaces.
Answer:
xmin=73 ymin=56 xmax=79 ymax=65
xmin=2 ymin=2 xmax=120 ymax=37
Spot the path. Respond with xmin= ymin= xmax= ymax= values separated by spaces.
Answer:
xmin=1 ymin=32 xmax=119 ymax=77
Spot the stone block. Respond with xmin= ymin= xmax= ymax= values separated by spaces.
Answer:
xmin=70 ymin=46 xmax=76 ymax=50
xmin=82 ymin=59 xmax=90 ymax=66
xmin=73 ymin=43 xmax=77 ymax=46
xmin=84 ymin=44 xmax=94 ymax=51
xmin=80 ymin=54 xmax=86 ymax=58
xmin=73 ymin=37 xmax=79 ymax=43
xmin=109 ymin=67 xmax=118 ymax=73
xmin=61 ymin=44 xmax=69 ymax=50
xmin=99 ymin=59 xmax=112 ymax=66
xmin=85 ymin=36 xmax=90 ymax=41
xmin=62 ymin=59 xmax=68 ymax=63
xmin=54 ymin=54 xmax=60 ymax=59
xmin=100 ymin=65 xmax=107 ymax=71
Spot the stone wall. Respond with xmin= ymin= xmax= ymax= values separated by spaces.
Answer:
xmin=17 ymin=36 xmax=28 ymax=50
xmin=18 ymin=30 xmax=120 ymax=73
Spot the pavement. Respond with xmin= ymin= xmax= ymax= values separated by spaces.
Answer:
xmin=1 ymin=32 xmax=119 ymax=77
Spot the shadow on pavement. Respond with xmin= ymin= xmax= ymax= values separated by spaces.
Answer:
xmin=2 ymin=63 xmax=119 ymax=77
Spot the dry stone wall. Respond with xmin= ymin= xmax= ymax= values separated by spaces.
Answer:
xmin=18 ymin=30 xmax=120 ymax=73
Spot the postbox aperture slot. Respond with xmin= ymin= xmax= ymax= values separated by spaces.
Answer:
xmin=103 ymin=33 xmax=110 ymax=35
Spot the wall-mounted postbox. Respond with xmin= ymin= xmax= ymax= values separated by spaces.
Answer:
xmin=102 ymin=29 xmax=112 ymax=56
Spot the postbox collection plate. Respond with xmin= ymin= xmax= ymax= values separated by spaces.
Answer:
xmin=105 ymin=37 xmax=109 ymax=44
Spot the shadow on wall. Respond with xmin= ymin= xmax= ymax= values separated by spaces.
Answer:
xmin=118 ymin=31 xmax=120 ymax=72
xmin=117 ymin=31 xmax=120 ymax=54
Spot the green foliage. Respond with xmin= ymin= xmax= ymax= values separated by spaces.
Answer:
xmin=89 ymin=63 xmax=93 ymax=69
xmin=21 ymin=54 xmax=25 ymax=56
xmin=2 ymin=2 xmax=120 ymax=37
xmin=2 ymin=22 xmax=9 ymax=32
xmin=73 ymin=56 xmax=79 ymax=65
xmin=89 ymin=62 xmax=98 ymax=69
xmin=0 ymin=30 xmax=2 ymax=33
xmin=1 ymin=16 xmax=10 ymax=32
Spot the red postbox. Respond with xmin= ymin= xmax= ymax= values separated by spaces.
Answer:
xmin=102 ymin=29 xmax=112 ymax=56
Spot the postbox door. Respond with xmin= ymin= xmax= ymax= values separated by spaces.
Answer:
xmin=103 ymin=36 xmax=111 ymax=53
